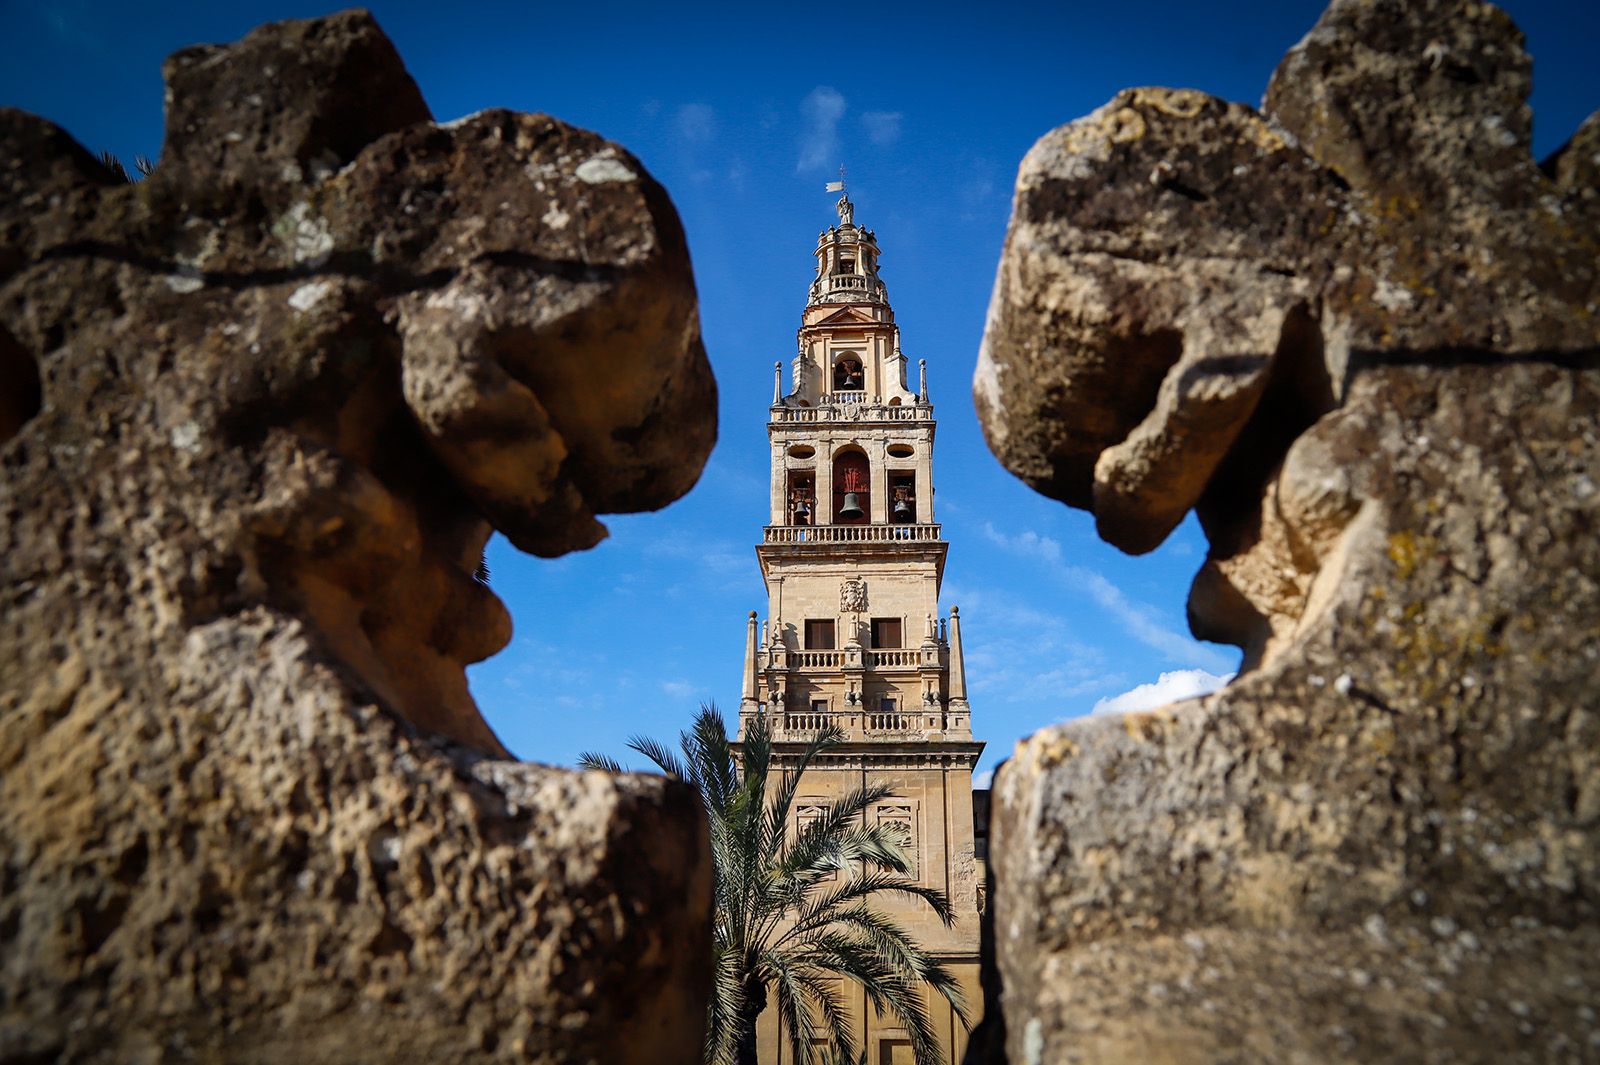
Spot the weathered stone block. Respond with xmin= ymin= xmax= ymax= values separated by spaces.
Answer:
xmin=1 ymin=10 xmax=713 ymax=1062
xmin=972 ymin=0 xmax=1598 ymax=1060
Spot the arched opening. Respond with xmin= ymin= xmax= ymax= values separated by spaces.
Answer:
xmin=832 ymin=448 xmax=870 ymax=525
xmin=787 ymin=469 xmax=816 ymax=525
xmin=833 ymin=354 xmax=864 ymax=393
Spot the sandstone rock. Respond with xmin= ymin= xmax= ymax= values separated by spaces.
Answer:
xmin=1 ymin=10 xmax=713 ymax=1063
xmin=971 ymin=0 xmax=1599 ymax=1061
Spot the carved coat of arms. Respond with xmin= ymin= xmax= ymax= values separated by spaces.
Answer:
xmin=840 ymin=578 xmax=867 ymax=613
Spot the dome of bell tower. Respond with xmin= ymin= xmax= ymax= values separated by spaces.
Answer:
xmin=808 ymin=193 xmax=888 ymax=308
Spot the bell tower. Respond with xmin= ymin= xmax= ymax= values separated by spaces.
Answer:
xmin=738 ymin=190 xmax=984 ymax=1063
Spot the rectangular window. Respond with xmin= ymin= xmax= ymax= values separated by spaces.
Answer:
xmin=880 ymin=1040 xmax=914 ymax=1065
xmin=804 ymin=619 xmax=836 ymax=650
xmin=870 ymin=617 xmax=902 ymax=649
xmin=810 ymin=699 xmax=828 ymax=713
xmin=889 ymin=473 xmax=916 ymax=523
xmin=786 ymin=471 xmax=815 ymax=526
xmin=879 ymin=697 xmax=897 ymax=714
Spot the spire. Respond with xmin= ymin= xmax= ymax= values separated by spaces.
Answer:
xmin=947 ymin=606 xmax=968 ymax=705
xmin=772 ymin=361 xmax=782 ymax=404
xmin=741 ymin=611 xmax=759 ymax=704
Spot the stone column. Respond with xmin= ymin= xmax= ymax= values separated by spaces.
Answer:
xmin=870 ymin=439 xmax=889 ymax=524
xmin=916 ymin=430 xmax=934 ymax=523
xmin=770 ymin=440 xmax=785 ymax=525
xmin=816 ymin=440 xmax=834 ymax=524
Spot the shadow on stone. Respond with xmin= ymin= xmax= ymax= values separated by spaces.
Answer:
xmin=1 ymin=10 xmax=715 ymax=1063
xmin=970 ymin=0 xmax=1599 ymax=1060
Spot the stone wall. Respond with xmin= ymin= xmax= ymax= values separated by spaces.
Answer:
xmin=970 ymin=0 xmax=1598 ymax=1060
xmin=1 ymin=11 xmax=715 ymax=1063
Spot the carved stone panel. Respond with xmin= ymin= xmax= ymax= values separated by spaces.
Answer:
xmin=798 ymin=802 xmax=836 ymax=882
xmin=840 ymin=577 xmax=867 ymax=614
xmin=875 ymin=801 xmax=918 ymax=880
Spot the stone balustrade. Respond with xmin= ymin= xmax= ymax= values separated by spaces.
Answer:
xmin=777 ymin=647 xmax=938 ymax=671
xmin=763 ymin=523 xmax=941 ymax=544
xmin=769 ymin=401 xmax=929 ymax=424
xmin=774 ymin=710 xmax=933 ymax=739
xmin=866 ymin=648 xmax=922 ymax=668
xmin=793 ymin=649 xmax=844 ymax=668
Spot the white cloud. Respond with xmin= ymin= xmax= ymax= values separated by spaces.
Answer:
xmin=644 ymin=535 xmax=750 ymax=580
xmin=959 ymin=158 xmax=999 ymax=209
xmin=797 ymin=86 xmax=847 ymax=172
xmin=973 ymin=768 xmax=994 ymax=789
xmin=661 ymin=679 xmax=699 ymax=700
xmin=980 ymin=522 xmax=1234 ymax=673
xmin=674 ymin=103 xmax=717 ymax=145
xmin=860 ymin=110 xmax=903 ymax=146
xmin=1090 ymin=669 xmax=1234 ymax=717
xmin=942 ymin=583 xmax=1126 ymax=711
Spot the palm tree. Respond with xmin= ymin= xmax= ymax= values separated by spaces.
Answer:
xmin=580 ymin=704 xmax=967 ymax=1065
xmin=97 ymin=151 xmax=156 ymax=183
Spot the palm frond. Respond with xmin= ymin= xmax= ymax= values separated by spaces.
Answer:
xmin=782 ymin=871 xmax=958 ymax=946
xmin=97 ymin=150 xmax=131 ymax=183
xmin=695 ymin=705 xmax=741 ymax=815
xmin=704 ymin=946 xmax=747 ymax=1065
xmin=576 ymin=750 xmax=624 ymax=773
xmin=762 ymin=724 xmax=844 ymax=865
xmin=627 ymin=732 xmax=689 ymax=780
xmin=795 ymin=931 xmax=949 ymax=1065
xmin=769 ymin=952 xmax=820 ymax=1064
xmin=626 ymin=700 xmax=965 ymax=1064
xmin=774 ymin=781 xmax=898 ymax=880
xmin=769 ymin=953 xmax=857 ymax=1065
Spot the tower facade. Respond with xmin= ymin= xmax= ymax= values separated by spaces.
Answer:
xmin=738 ymin=193 xmax=984 ymax=1064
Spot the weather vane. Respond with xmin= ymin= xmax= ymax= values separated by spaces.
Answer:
xmin=825 ymin=165 xmax=852 ymax=225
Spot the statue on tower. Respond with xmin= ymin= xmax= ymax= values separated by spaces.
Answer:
xmin=836 ymin=193 xmax=854 ymax=226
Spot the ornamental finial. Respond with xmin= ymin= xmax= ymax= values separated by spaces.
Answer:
xmin=825 ymin=165 xmax=853 ymax=225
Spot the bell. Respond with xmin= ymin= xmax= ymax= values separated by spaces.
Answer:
xmin=892 ymin=497 xmax=913 ymax=521
xmin=838 ymin=492 xmax=865 ymax=520
xmin=793 ymin=499 xmax=810 ymax=524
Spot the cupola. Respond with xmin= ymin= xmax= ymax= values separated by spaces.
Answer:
xmin=808 ymin=193 xmax=888 ymax=307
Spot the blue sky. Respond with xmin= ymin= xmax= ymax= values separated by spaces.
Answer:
xmin=6 ymin=0 xmax=1595 ymax=780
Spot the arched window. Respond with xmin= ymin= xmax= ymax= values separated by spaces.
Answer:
xmin=833 ymin=355 xmax=864 ymax=392
xmin=832 ymin=449 xmax=870 ymax=525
